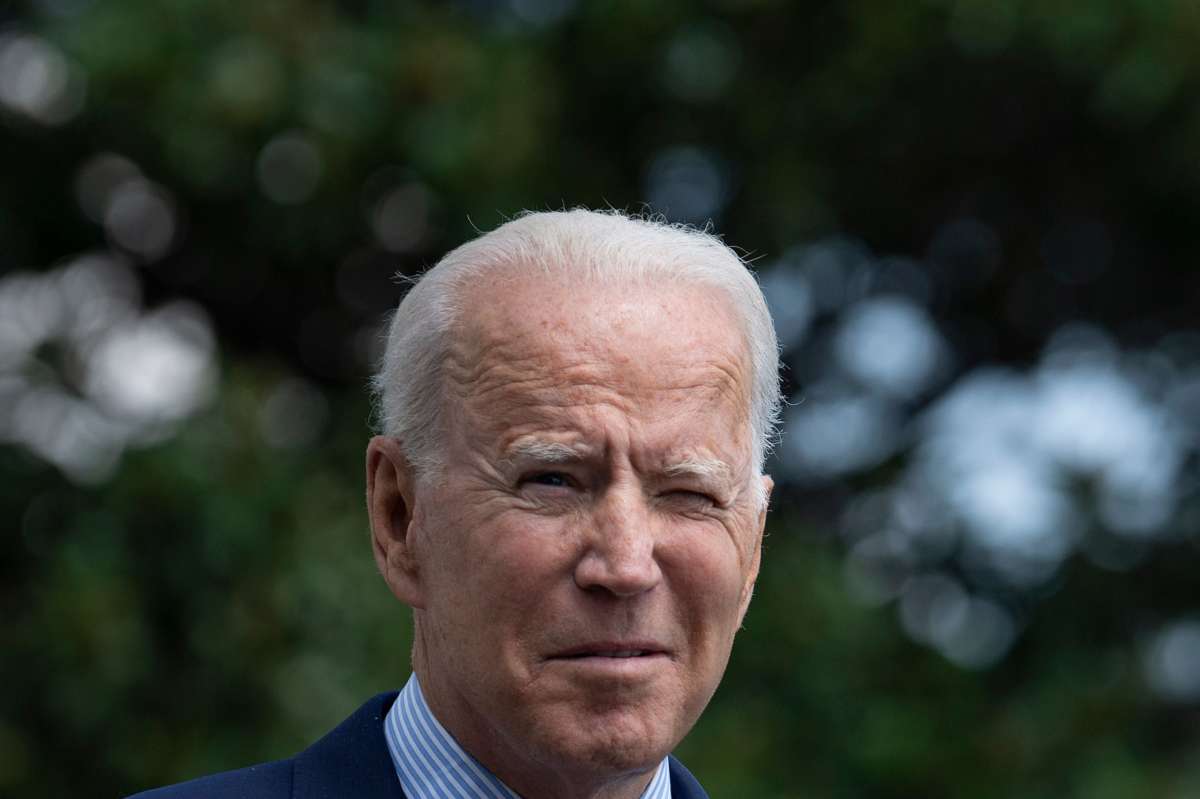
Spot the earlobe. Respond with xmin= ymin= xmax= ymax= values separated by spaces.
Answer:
xmin=365 ymin=435 xmax=426 ymax=608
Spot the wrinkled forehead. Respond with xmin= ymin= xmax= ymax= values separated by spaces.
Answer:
xmin=445 ymin=269 xmax=754 ymax=424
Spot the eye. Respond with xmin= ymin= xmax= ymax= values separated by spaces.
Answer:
xmin=523 ymin=471 xmax=572 ymax=489
xmin=664 ymin=489 xmax=718 ymax=507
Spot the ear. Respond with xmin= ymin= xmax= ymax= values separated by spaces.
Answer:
xmin=366 ymin=435 xmax=426 ymax=608
xmin=737 ymin=474 xmax=773 ymax=627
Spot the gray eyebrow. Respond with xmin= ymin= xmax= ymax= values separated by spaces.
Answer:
xmin=502 ymin=441 xmax=732 ymax=483
xmin=502 ymin=439 xmax=592 ymax=464
xmin=662 ymin=456 xmax=732 ymax=481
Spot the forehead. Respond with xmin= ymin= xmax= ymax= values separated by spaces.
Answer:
xmin=445 ymin=272 xmax=752 ymax=449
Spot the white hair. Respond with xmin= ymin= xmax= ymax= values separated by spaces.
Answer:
xmin=371 ymin=209 xmax=781 ymax=503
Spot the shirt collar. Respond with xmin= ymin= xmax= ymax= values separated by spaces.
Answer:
xmin=384 ymin=674 xmax=672 ymax=799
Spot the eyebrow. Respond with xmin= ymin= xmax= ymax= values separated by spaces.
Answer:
xmin=662 ymin=456 xmax=732 ymax=482
xmin=502 ymin=440 xmax=733 ymax=483
xmin=502 ymin=439 xmax=593 ymax=464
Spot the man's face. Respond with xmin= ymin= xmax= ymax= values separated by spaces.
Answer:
xmin=372 ymin=275 xmax=769 ymax=792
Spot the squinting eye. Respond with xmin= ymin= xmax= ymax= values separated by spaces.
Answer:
xmin=526 ymin=472 xmax=571 ymax=488
xmin=668 ymin=490 xmax=717 ymax=506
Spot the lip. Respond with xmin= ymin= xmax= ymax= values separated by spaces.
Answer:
xmin=546 ymin=640 xmax=672 ymax=661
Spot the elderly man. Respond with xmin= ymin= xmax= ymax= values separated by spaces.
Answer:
xmin=132 ymin=209 xmax=779 ymax=799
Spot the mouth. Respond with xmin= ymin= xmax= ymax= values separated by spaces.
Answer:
xmin=547 ymin=642 xmax=671 ymax=661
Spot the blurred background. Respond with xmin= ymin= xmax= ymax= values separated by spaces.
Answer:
xmin=2 ymin=0 xmax=1199 ymax=796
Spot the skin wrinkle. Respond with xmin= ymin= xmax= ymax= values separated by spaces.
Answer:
xmin=368 ymin=272 xmax=770 ymax=799
xmin=493 ymin=413 xmax=749 ymax=498
xmin=456 ymin=351 xmax=743 ymax=409
xmin=461 ymin=371 xmax=749 ymax=443
xmin=506 ymin=437 xmax=735 ymax=498
xmin=376 ymin=216 xmax=782 ymax=496
xmin=446 ymin=278 xmax=753 ymax=435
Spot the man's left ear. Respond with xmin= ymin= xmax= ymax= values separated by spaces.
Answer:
xmin=365 ymin=435 xmax=426 ymax=609
xmin=737 ymin=474 xmax=773 ymax=627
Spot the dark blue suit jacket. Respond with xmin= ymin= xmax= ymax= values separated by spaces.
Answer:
xmin=128 ymin=692 xmax=710 ymax=798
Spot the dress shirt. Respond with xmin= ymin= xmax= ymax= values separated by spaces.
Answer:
xmin=384 ymin=674 xmax=672 ymax=799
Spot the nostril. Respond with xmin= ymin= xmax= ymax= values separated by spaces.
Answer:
xmin=573 ymin=546 xmax=662 ymax=598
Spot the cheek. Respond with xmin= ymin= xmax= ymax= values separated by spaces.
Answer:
xmin=661 ymin=527 xmax=750 ymax=622
xmin=418 ymin=503 xmax=503 ymax=624
xmin=434 ymin=512 xmax=573 ymax=622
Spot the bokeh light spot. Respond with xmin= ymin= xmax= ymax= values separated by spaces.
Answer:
xmin=1144 ymin=620 xmax=1200 ymax=703
xmin=784 ymin=382 xmax=901 ymax=478
xmin=834 ymin=296 xmax=948 ymax=400
xmin=645 ymin=146 xmax=728 ymax=224
xmin=259 ymin=378 xmax=329 ymax=450
xmin=0 ymin=33 xmax=86 ymax=125
xmin=84 ymin=302 xmax=216 ymax=425
xmin=662 ymin=23 xmax=741 ymax=103
xmin=371 ymin=183 xmax=431 ymax=253
xmin=256 ymin=131 xmax=323 ymax=205
xmin=103 ymin=179 xmax=177 ymax=261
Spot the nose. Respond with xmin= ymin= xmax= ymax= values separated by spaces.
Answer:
xmin=573 ymin=483 xmax=662 ymax=597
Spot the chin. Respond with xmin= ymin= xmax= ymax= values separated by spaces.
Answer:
xmin=533 ymin=705 xmax=679 ymax=777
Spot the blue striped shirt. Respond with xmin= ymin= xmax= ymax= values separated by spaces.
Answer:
xmin=384 ymin=674 xmax=672 ymax=799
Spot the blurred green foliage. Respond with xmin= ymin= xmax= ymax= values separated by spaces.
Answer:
xmin=2 ymin=0 xmax=1199 ymax=797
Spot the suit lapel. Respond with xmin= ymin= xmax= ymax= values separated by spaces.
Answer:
xmin=291 ymin=692 xmax=407 ymax=799
xmin=668 ymin=756 xmax=710 ymax=799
